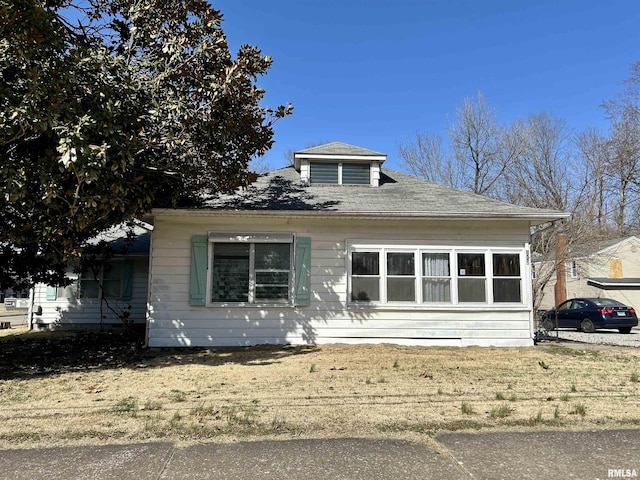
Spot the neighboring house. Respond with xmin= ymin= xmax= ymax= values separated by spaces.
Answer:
xmin=30 ymin=226 xmax=150 ymax=330
xmin=536 ymin=236 xmax=640 ymax=311
xmin=147 ymin=142 xmax=567 ymax=347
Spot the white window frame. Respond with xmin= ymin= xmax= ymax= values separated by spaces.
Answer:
xmin=348 ymin=243 xmax=525 ymax=307
xmin=491 ymin=252 xmax=523 ymax=303
xmin=421 ymin=250 xmax=453 ymax=304
xmin=350 ymin=248 xmax=382 ymax=302
xmin=207 ymin=234 xmax=294 ymax=306
xmin=455 ymin=250 xmax=488 ymax=303
xmin=570 ymin=260 xmax=578 ymax=279
xmin=384 ymin=249 xmax=418 ymax=303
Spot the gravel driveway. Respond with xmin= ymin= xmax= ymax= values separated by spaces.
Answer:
xmin=541 ymin=328 xmax=640 ymax=348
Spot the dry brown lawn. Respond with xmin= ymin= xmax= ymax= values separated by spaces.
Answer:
xmin=1 ymin=326 xmax=639 ymax=449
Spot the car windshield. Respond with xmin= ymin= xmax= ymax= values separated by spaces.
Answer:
xmin=591 ymin=298 xmax=626 ymax=307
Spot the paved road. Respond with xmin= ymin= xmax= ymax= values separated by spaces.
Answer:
xmin=0 ymin=430 xmax=638 ymax=479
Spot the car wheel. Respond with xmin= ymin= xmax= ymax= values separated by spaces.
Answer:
xmin=541 ymin=317 xmax=554 ymax=331
xmin=580 ymin=318 xmax=596 ymax=333
xmin=619 ymin=327 xmax=632 ymax=334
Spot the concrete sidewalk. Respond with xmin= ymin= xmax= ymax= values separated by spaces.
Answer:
xmin=0 ymin=430 xmax=637 ymax=479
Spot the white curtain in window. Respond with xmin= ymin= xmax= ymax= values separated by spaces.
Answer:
xmin=423 ymin=253 xmax=450 ymax=302
xmin=423 ymin=253 xmax=449 ymax=276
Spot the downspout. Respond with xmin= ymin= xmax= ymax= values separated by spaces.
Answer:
xmin=525 ymin=242 xmax=535 ymax=340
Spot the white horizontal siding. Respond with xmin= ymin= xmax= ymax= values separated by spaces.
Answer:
xmin=147 ymin=216 xmax=535 ymax=347
xmin=33 ymin=258 xmax=149 ymax=328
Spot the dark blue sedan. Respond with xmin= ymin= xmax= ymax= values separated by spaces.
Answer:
xmin=542 ymin=298 xmax=638 ymax=334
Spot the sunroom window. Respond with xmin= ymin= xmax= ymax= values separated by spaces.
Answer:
xmin=492 ymin=253 xmax=521 ymax=302
xmin=457 ymin=253 xmax=486 ymax=303
xmin=351 ymin=251 xmax=380 ymax=302
xmin=348 ymin=246 xmax=523 ymax=305
xmin=386 ymin=252 xmax=415 ymax=301
xmin=422 ymin=253 xmax=451 ymax=303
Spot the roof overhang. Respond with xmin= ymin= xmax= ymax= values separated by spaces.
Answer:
xmin=152 ymin=208 xmax=569 ymax=224
xmin=293 ymin=153 xmax=386 ymax=170
xmin=587 ymin=278 xmax=640 ymax=289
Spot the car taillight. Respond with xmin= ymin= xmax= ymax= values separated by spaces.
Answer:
xmin=597 ymin=307 xmax=614 ymax=315
xmin=630 ymin=308 xmax=636 ymax=315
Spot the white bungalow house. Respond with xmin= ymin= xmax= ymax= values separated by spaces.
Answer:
xmin=146 ymin=142 xmax=567 ymax=347
xmin=536 ymin=236 xmax=640 ymax=311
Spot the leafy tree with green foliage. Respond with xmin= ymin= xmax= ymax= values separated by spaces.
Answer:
xmin=0 ymin=0 xmax=291 ymax=290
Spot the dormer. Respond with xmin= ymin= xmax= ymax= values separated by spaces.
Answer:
xmin=294 ymin=142 xmax=386 ymax=187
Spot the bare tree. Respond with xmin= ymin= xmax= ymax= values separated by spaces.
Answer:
xmin=396 ymin=132 xmax=462 ymax=187
xmin=607 ymin=110 xmax=640 ymax=235
xmin=575 ymin=127 xmax=612 ymax=233
xmin=503 ymin=112 xmax=573 ymax=211
xmin=248 ymin=156 xmax=272 ymax=174
xmin=448 ymin=92 xmax=507 ymax=196
xmin=601 ymin=62 xmax=640 ymax=235
xmin=284 ymin=142 xmax=327 ymax=166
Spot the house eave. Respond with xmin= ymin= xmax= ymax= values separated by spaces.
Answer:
xmin=587 ymin=278 xmax=640 ymax=288
xmin=293 ymin=153 xmax=386 ymax=169
xmin=152 ymin=208 xmax=568 ymax=224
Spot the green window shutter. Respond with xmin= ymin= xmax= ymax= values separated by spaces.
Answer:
xmin=294 ymin=237 xmax=312 ymax=307
xmin=121 ymin=261 xmax=134 ymax=302
xmin=190 ymin=235 xmax=208 ymax=306
xmin=46 ymin=286 xmax=57 ymax=301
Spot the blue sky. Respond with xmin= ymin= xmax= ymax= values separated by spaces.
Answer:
xmin=216 ymin=0 xmax=640 ymax=170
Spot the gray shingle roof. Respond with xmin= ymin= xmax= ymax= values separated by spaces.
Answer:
xmin=201 ymin=167 xmax=567 ymax=221
xmin=296 ymin=142 xmax=385 ymax=156
xmin=575 ymin=236 xmax=640 ymax=257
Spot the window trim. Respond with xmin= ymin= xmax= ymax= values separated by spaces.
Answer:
xmin=348 ymin=244 xmax=525 ymax=307
xmin=570 ymin=260 xmax=578 ymax=279
xmin=385 ymin=250 xmax=417 ymax=303
xmin=422 ymin=251 xmax=453 ymax=304
xmin=206 ymin=234 xmax=295 ymax=307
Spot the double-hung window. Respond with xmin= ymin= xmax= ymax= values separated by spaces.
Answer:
xmin=492 ymin=253 xmax=521 ymax=302
xmin=422 ymin=252 xmax=451 ymax=303
xmin=209 ymin=236 xmax=293 ymax=304
xmin=351 ymin=251 xmax=380 ymax=302
xmin=457 ymin=253 xmax=486 ymax=303
xmin=47 ymin=261 xmax=133 ymax=301
xmin=80 ymin=262 xmax=132 ymax=300
xmin=386 ymin=252 xmax=416 ymax=302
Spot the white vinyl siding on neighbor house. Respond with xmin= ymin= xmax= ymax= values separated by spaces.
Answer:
xmin=33 ymin=257 xmax=148 ymax=328
xmin=147 ymin=216 xmax=535 ymax=348
xmin=348 ymin=246 xmax=523 ymax=306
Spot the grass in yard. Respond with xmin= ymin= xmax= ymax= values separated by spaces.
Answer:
xmin=1 ymin=326 xmax=640 ymax=447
